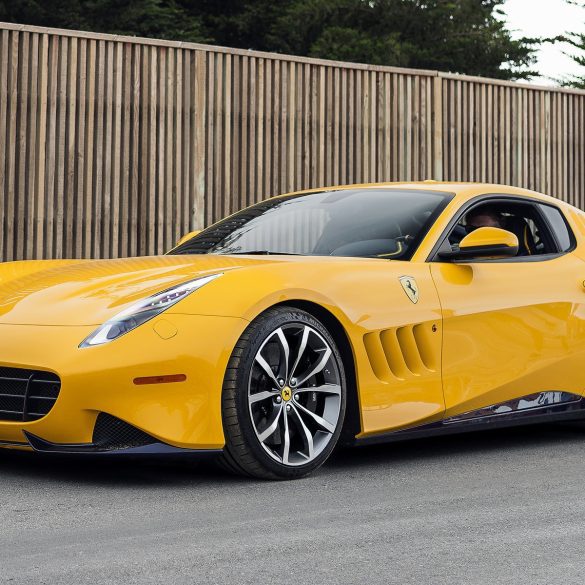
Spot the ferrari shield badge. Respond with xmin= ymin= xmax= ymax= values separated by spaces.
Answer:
xmin=399 ymin=276 xmax=419 ymax=304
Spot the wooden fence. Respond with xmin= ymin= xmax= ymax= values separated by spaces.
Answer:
xmin=1 ymin=22 xmax=584 ymax=262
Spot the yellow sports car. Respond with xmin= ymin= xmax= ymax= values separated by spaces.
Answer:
xmin=1 ymin=182 xmax=585 ymax=479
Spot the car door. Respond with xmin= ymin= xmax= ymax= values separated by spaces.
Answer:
xmin=356 ymin=261 xmax=445 ymax=435
xmin=430 ymin=196 xmax=585 ymax=419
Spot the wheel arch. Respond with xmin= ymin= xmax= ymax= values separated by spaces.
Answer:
xmin=269 ymin=299 xmax=362 ymax=445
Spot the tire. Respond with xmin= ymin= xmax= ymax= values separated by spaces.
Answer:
xmin=221 ymin=306 xmax=347 ymax=480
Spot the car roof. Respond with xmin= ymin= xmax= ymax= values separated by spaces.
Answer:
xmin=275 ymin=181 xmax=565 ymax=208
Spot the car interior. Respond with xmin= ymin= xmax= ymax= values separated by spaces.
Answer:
xmin=447 ymin=201 xmax=558 ymax=257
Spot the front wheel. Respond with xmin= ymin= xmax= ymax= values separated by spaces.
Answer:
xmin=221 ymin=306 xmax=347 ymax=480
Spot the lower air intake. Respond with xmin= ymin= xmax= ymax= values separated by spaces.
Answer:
xmin=92 ymin=413 xmax=157 ymax=450
xmin=0 ymin=366 xmax=61 ymax=422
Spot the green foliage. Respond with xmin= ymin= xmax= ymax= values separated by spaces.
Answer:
xmin=0 ymin=0 xmax=205 ymax=40
xmin=561 ymin=0 xmax=585 ymax=88
xmin=1 ymin=0 xmax=538 ymax=80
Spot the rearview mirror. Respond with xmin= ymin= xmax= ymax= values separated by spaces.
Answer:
xmin=439 ymin=227 xmax=519 ymax=261
xmin=175 ymin=230 xmax=202 ymax=247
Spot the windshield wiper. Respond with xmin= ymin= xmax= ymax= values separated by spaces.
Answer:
xmin=224 ymin=250 xmax=301 ymax=256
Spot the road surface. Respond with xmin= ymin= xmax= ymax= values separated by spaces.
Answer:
xmin=2 ymin=423 xmax=585 ymax=584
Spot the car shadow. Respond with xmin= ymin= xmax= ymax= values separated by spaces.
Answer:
xmin=0 ymin=422 xmax=583 ymax=487
xmin=329 ymin=421 xmax=585 ymax=471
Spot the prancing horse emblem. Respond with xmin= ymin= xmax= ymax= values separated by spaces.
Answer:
xmin=399 ymin=276 xmax=419 ymax=304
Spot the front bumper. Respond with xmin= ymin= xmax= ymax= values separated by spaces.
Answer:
xmin=21 ymin=413 xmax=222 ymax=457
xmin=0 ymin=314 xmax=248 ymax=451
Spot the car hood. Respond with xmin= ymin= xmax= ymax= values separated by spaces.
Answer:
xmin=0 ymin=255 xmax=279 ymax=326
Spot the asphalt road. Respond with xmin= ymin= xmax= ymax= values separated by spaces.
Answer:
xmin=2 ymin=423 xmax=585 ymax=585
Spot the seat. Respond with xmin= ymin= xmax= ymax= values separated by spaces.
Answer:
xmin=504 ymin=216 xmax=537 ymax=256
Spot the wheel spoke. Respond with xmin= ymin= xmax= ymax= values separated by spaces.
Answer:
xmin=249 ymin=390 xmax=278 ymax=404
xmin=295 ymin=384 xmax=341 ymax=396
xmin=295 ymin=347 xmax=332 ymax=388
xmin=257 ymin=404 xmax=283 ymax=443
xmin=274 ymin=327 xmax=290 ymax=381
xmin=247 ymin=322 xmax=342 ymax=467
xmin=282 ymin=407 xmax=291 ymax=465
xmin=290 ymin=404 xmax=314 ymax=460
xmin=254 ymin=353 xmax=280 ymax=387
xmin=293 ymin=400 xmax=335 ymax=433
xmin=290 ymin=325 xmax=310 ymax=380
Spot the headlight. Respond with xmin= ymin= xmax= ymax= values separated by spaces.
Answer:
xmin=79 ymin=273 xmax=222 ymax=347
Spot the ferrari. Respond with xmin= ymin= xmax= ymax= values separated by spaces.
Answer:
xmin=1 ymin=181 xmax=584 ymax=479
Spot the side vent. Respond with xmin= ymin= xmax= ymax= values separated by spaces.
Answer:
xmin=364 ymin=323 xmax=438 ymax=382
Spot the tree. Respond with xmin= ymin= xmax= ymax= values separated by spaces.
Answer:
xmin=1 ymin=0 xmax=538 ymax=80
xmin=561 ymin=0 xmax=585 ymax=88
xmin=0 ymin=0 xmax=206 ymax=41
xmin=182 ymin=0 xmax=538 ymax=80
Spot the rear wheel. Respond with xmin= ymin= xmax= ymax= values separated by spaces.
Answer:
xmin=221 ymin=306 xmax=346 ymax=480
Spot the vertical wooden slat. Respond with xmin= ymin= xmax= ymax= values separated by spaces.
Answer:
xmin=355 ymin=70 xmax=363 ymax=183
xmin=370 ymin=71 xmax=377 ymax=182
xmin=26 ymin=33 xmax=39 ymax=259
xmin=156 ymin=47 xmax=166 ymax=253
xmin=92 ymin=39 xmax=105 ymax=258
xmin=16 ymin=32 xmax=30 ymax=259
xmin=302 ymin=63 xmax=310 ymax=188
xmin=263 ymin=59 xmax=272 ymax=198
xmin=54 ymin=36 xmax=68 ymax=259
xmin=147 ymin=46 xmax=157 ymax=254
xmin=110 ymin=41 xmax=122 ymax=257
xmin=179 ymin=51 xmax=188 ymax=235
xmin=120 ymin=42 xmax=131 ymax=257
xmin=6 ymin=31 xmax=20 ymax=260
xmin=432 ymin=76 xmax=445 ymax=181
xmin=101 ymin=40 xmax=113 ymax=257
xmin=248 ymin=58 xmax=264 ymax=203
xmin=362 ymin=71 xmax=371 ymax=182
xmin=332 ymin=67 xmax=340 ymax=186
xmin=44 ymin=34 xmax=59 ymax=259
xmin=271 ymin=59 xmax=280 ymax=196
xmin=295 ymin=62 xmax=303 ymax=190
xmin=347 ymin=69 xmax=355 ymax=184
xmin=231 ymin=54 xmax=240 ymax=215
xmin=130 ymin=44 xmax=140 ymax=254
xmin=573 ymin=95 xmax=585 ymax=209
xmin=82 ymin=39 xmax=96 ymax=258
xmin=193 ymin=50 xmax=206 ymax=230
xmin=63 ymin=37 xmax=77 ymax=259
xmin=164 ymin=48 xmax=175 ymax=251
xmin=138 ymin=44 xmax=149 ymax=255
xmin=318 ymin=66 xmax=326 ymax=186
xmin=383 ymin=73 xmax=391 ymax=181
xmin=284 ymin=62 xmax=292 ymax=193
xmin=75 ymin=38 xmax=87 ymax=259
xmin=223 ymin=53 xmax=232 ymax=217
xmin=0 ymin=30 xmax=8 ymax=261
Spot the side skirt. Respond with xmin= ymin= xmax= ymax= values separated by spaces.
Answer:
xmin=355 ymin=391 xmax=585 ymax=447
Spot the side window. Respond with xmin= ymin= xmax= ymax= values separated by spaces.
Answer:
xmin=538 ymin=204 xmax=574 ymax=252
xmin=447 ymin=200 xmax=558 ymax=258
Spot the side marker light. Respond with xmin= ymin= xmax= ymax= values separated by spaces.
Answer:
xmin=133 ymin=374 xmax=187 ymax=385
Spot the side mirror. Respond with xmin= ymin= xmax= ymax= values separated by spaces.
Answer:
xmin=439 ymin=227 xmax=519 ymax=261
xmin=175 ymin=230 xmax=202 ymax=247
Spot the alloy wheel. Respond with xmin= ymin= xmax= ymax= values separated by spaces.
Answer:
xmin=247 ymin=323 xmax=342 ymax=466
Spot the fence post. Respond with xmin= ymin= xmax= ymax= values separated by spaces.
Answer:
xmin=193 ymin=50 xmax=207 ymax=230
xmin=432 ymin=75 xmax=443 ymax=181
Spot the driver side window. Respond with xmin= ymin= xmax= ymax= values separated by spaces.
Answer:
xmin=448 ymin=200 xmax=557 ymax=258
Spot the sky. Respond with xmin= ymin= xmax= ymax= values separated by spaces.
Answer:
xmin=502 ymin=0 xmax=584 ymax=85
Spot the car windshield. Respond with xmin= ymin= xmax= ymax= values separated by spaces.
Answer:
xmin=169 ymin=188 xmax=453 ymax=260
